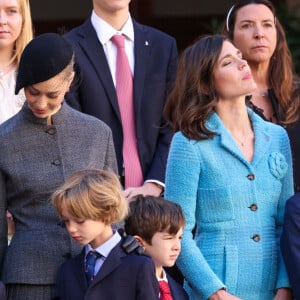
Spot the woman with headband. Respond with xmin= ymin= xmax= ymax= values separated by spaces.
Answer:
xmin=224 ymin=0 xmax=300 ymax=193
xmin=224 ymin=1 xmax=300 ymax=298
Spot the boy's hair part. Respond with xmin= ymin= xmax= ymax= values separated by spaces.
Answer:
xmin=52 ymin=169 xmax=128 ymax=225
xmin=124 ymin=195 xmax=186 ymax=244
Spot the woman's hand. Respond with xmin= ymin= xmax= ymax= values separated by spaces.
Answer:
xmin=209 ymin=289 xmax=242 ymax=300
xmin=273 ymin=288 xmax=293 ymax=300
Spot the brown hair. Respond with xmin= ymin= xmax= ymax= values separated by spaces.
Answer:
xmin=124 ymin=195 xmax=186 ymax=245
xmin=164 ymin=35 xmax=225 ymax=140
xmin=52 ymin=169 xmax=128 ymax=225
xmin=223 ymin=0 xmax=300 ymax=125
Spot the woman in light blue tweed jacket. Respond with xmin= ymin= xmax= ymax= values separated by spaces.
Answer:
xmin=164 ymin=35 xmax=294 ymax=300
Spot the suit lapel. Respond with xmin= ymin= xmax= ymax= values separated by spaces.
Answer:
xmin=133 ymin=21 xmax=151 ymax=117
xmin=91 ymin=242 xmax=126 ymax=284
xmin=207 ymin=109 xmax=271 ymax=167
xmin=166 ymin=274 xmax=178 ymax=300
xmin=74 ymin=249 xmax=89 ymax=289
xmin=77 ymin=19 xmax=121 ymax=120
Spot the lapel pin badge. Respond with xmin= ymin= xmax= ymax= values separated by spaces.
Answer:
xmin=145 ymin=41 xmax=149 ymax=46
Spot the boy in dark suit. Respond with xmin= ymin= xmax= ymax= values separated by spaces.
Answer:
xmin=125 ymin=195 xmax=188 ymax=300
xmin=52 ymin=169 xmax=159 ymax=300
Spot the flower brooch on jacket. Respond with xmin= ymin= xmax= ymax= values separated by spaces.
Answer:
xmin=268 ymin=152 xmax=288 ymax=179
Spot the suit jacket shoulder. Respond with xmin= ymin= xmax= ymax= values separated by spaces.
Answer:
xmin=0 ymin=281 xmax=6 ymax=300
xmin=55 ymin=242 xmax=159 ymax=300
xmin=167 ymin=273 xmax=188 ymax=300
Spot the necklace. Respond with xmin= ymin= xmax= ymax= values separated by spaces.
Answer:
xmin=232 ymin=130 xmax=254 ymax=147
xmin=233 ymin=135 xmax=247 ymax=147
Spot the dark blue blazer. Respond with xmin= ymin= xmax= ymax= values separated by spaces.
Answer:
xmin=281 ymin=192 xmax=300 ymax=299
xmin=65 ymin=18 xmax=178 ymax=183
xmin=167 ymin=273 xmax=188 ymax=300
xmin=53 ymin=242 xmax=159 ymax=300
xmin=0 ymin=281 xmax=6 ymax=300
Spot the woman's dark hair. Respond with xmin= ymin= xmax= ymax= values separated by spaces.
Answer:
xmin=164 ymin=35 xmax=225 ymax=141
xmin=223 ymin=0 xmax=300 ymax=125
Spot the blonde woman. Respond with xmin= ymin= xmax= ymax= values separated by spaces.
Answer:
xmin=0 ymin=0 xmax=33 ymax=241
xmin=0 ymin=0 xmax=33 ymax=123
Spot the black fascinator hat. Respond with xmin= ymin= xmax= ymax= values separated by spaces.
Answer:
xmin=15 ymin=33 xmax=73 ymax=94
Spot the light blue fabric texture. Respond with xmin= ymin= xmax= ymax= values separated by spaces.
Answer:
xmin=165 ymin=109 xmax=294 ymax=300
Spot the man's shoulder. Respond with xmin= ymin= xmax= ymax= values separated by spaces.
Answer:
xmin=103 ymin=241 xmax=155 ymax=271
xmin=118 ymin=244 xmax=154 ymax=265
xmin=133 ymin=19 xmax=175 ymax=42
xmin=285 ymin=192 xmax=300 ymax=212
xmin=64 ymin=18 xmax=92 ymax=40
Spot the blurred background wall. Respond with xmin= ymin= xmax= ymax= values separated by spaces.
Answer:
xmin=29 ymin=0 xmax=293 ymax=48
xmin=29 ymin=0 xmax=300 ymax=72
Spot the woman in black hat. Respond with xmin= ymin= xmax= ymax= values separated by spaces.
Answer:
xmin=0 ymin=33 xmax=118 ymax=300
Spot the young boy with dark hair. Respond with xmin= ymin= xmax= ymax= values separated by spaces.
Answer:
xmin=52 ymin=169 xmax=159 ymax=300
xmin=125 ymin=195 xmax=188 ymax=300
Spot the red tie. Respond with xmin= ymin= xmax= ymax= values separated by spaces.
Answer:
xmin=111 ymin=34 xmax=143 ymax=188
xmin=159 ymin=280 xmax=173 ymax=300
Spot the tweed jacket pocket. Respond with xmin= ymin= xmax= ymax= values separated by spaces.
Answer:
xmin=198 ymin=186 xmax=234 ymax=223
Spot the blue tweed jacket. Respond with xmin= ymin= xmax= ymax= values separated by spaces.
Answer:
xmin=165 ymin=109 xmax=294 ymax=300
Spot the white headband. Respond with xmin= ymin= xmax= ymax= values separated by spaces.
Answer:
xmin=226 ymin=5 xmax=235 ymax=32
xmin=225 ymin=3 xmax=277 ymax=32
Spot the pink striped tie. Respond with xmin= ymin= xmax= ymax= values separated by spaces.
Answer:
xmin=111 ymin=34 xmax=143 ymax=188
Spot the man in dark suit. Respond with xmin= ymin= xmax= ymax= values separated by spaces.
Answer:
xmin=281 ymin=193 xmax=300 ymax=299
xmin=65 ymin=0 xmax=178 ymax=199
xmin=0 ymin=281 xmax=6 ymax=300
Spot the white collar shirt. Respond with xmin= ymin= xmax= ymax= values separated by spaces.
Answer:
xmin=91 ymin=10 xmax=135 ymax=86
xmin=85 ymin=230 xmax=121 ymax=276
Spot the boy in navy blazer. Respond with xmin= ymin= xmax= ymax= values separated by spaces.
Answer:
xmin=125 ymin=195 xmax=188 ymax=300
xmin=65 ymin=0 xmax=178 ymax=199
xmin=52 ymin=169 xmax=159 ymax=300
